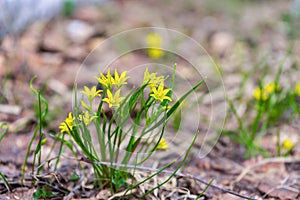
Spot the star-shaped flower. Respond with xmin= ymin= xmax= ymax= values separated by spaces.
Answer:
xmin=102 ymin=89 xmax=125 ymax=108
xmin=112 ymin=69 xmax=130 ymax=88
xmin=80 ymin=86 xmax=102 ymax=102
xmin=59 ymin=112 xmax=75 ymax=134
xmin=143 ymin=67 xmax=164 ymax=89
xmin=150 ymin=83 xmax=172 ymax=102
xmin=94 ymin=69 xmax=113 ymax=89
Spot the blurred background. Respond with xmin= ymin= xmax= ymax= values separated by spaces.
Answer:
xmin=0 ymin=0 xmax=300 ymax=198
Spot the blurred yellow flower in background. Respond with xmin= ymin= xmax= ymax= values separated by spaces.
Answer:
xmin=147 ymin=48 xmax=164 ymax=59
xmin=253 ymin=88 xmax=268 ymax=101
xmin=282 ymin=138 xmax=294 ymax=150
xmin=146 ymin=33 xmax=164 ymax=59
xmin=253 ymin=82 xmax=280 ymax=101
xmin=295 ymin=82 xmax=300 ymax=96
xmin=264 ymin=82 xmax=280 ymax=93
xmin=147 ymin=33 xmax=162 ymax=46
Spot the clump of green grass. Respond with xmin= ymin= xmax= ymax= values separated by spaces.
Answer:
xmin=56 ymin=64 xmax=204 ymax=193
xmin=19 ymin=64 xmax=204 ymax=198
xmin=0 ymin=123 xmax=11 ymax=192
xmin=224 ymin=62 xmax=300 ymax=158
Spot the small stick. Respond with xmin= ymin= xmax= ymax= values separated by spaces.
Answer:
xmin=235 ymin=157 xmax=300 ymax=183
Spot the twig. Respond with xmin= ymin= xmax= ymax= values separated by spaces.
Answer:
xmin=63 ymin=181 xmax=82 ymax=200
xmin=235 ymin=157 xmax=300 ymax=183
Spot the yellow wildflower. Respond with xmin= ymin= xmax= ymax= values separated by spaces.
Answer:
xmin=59 ymin=112 xmax=75 ymax=134
xmin=112 ymin=69 xmax=130 ymax=88
xmin=295 ymin=82 xmax=300 ymax=96
xmin=156 ymin=138 xmax=168 ymax=150
xmin=147 ymin=48 xmax=164 ymax=60
xmin=282 ymin=138 xmax=293 ymax=150
xmin=253 ymin=82 xmax=280 ymax=101
xmin=150 ymin=83 xmax=172 ymax=102
xmin=264 ymin=82 xmax=280 ymax=93
xmin=80 ymin=86 xmax=102 ymax=102
xmin=143 ymin=67 xmax=164 ymax=89
xmin=102 ymin=89 xmax=125 ymax=108
xmin=79 ymin=111 xmax=97 ymax=125
xmin=146 ymin=33 xmax=162 ymax=46
xmin=94 ymin=69 xmax=113 ymax=89
xmin=253 ymin=88 xmax=268 ymax=101
xmin=146 ymin=33 xmax=164 ymax=59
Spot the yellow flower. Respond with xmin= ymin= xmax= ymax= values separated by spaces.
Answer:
xmin=147 ymin=48 xmax=164 ymax=60
xmin=150 ymin=83 xmax=172 ymax=102
xmin=80 ymin=86 xmax=102 ymax=102
xmin=295 ymin=82 xmax=300 ymax=96
xmin=143 ymin=67 xmax=164 ymax=89
xmin=79 ymin=111 xmax=97 ymax=125
xmin=146 ymin=33 xmax=162 ymax=46
xmin=264 ymin=82 xmax=280 ymax=93
xmin=112 ymin=69 xmax=130 ymax=88
xmin=94 ymin=69 xmax=113 ymax=89
xmin=253 ymin=88 xmax=268 ymax=101
xmin=156 ymin=138 xmax=168 ymax=150
xmin=59 ymin=112 xmax=75 ymax=134
xmin=282 ymin=138 xmax=294 ymax=150
xmin=102 ymin=89 xmax=125 ymax=108
xmin=146 ymin=33 xmax=164 ymax=59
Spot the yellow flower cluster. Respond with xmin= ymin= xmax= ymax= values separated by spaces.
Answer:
xmin=60 ymin=66 xmax=172 ymax=152
xmin=253 ymin=82 xmax=281 ymax=101
xmin=94 ymin=69 xmax=129 ymax=108
xmin=94 ymin=69 xmax=129 ymax=90
xmin=59 ymin=111 xmax=98 ymax=134
xmin=143 ymin=67 xmax=172 ymax=103
xmin=146 ymin=33 xmax=164 ymax=59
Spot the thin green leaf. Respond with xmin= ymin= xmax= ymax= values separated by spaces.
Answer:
xmin=0 ymin=122 xmax=9 ymax=142
xmin=140 ymin=131 xmax=199 ymax=198
xmin=0 ymin=172 xmax=11 ymax=192
xmin=123 ymin=161 xmax=175 ymax=197
xmin=196 ymin=178 xmax=214 ymax=199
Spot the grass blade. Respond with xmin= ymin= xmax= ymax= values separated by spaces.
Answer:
xmin=0 ymin=172 xmax=11 ymax=192
xmin=0 ymin=122 xmax=9 ymax=142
